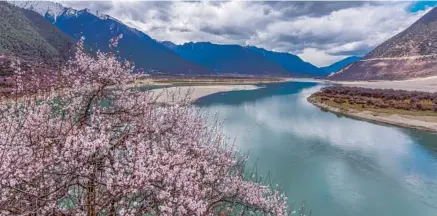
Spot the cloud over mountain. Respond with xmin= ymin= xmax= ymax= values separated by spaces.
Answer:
xmin=62 ymin=1 xmax=430 ymax=66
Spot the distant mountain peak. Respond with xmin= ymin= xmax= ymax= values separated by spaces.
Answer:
xmin=10 ymin=1 xmax=116 ymax=23
xmin=169 ymin=42 xmax=290 ymax=76
xmin=7 ymin=0 xmax=209 ymax=75
xmin=96 ymin=12 xmax=110 ymax=20
xmin=9 ymin=0 xmax=330 ymax=77
xmin=247 ymin=46 xmax=326 ymax=77
xmin=161 ymin=41 xmax=177 ymax=50
xmin=321 ymin=56 xmax=361 ymax=75
xmin=329 ymin=7 xmax=437 ymax=80
xmin=168 ymin=42 xmax=326 ymax=77
xmin=64 ymin=8 xmax=77 ymax=17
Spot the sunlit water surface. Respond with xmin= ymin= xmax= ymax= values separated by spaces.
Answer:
xmin=195 ymin=81 xmax=437 ymax=216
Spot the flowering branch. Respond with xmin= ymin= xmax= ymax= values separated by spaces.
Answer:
xmin=0 ymin=37 xmax=288 ymax=216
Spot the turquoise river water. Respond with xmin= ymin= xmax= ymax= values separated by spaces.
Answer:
xmin=195 ymin=81 xmax=437 ymax=216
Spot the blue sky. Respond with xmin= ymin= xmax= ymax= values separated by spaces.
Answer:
xmin=62 ymin=1 xmax=434 ymax=66
xmin=409 ymin=1 xmax=437 ymax=12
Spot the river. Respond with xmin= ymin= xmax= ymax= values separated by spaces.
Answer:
xmin=195 ymin=81 xmax=437 ymax=216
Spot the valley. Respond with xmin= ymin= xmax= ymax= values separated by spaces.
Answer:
xmin=1 ymin=0 xmax=437 ymax=131
xmin=1 ymin=1 xmax=437 ymax=215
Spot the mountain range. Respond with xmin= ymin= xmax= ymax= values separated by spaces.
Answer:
xmin=320 ymin=56 xmax=361 ymax=75
xmin=247 ymin=46 xmax=328 ymax=77
xmin=330 ymin=6 xmax=437 ymax=80
xmin=17 ymin=1 xmax=437 ymax=79
xmin=164 ymin=42 xmax=291 ymax=76
xmin=7 ymin=1 xmax=358 ymax=77
xmin=47 ymin=7 xmax=209 ymax=75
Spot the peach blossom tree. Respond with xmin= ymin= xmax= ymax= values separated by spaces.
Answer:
xmin=0 ymin=38 xmax=289 ymax=216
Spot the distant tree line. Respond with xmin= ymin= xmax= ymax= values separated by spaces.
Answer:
xmin=315 ymin=86 xmax=437 ymax=112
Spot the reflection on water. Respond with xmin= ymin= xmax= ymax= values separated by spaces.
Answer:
xmin=196 ymin=82 xmax=437 ymax=216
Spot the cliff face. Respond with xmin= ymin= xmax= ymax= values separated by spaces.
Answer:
xmin=330 ymin=7 xmax=437 ymax=80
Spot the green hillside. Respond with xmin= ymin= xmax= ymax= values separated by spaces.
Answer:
xmin=0 ymin=2 xmax=74 ymax=67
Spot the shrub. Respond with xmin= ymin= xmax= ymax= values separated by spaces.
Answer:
xmin=433 ymin=104 xmax=437 ymax=112
xmin=318 ymin=86 xmax=436 ymax=112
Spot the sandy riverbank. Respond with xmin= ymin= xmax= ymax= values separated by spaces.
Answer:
xmin=307 ymin=96 xmax=437 ymax=132
xmin=334 ymin=76 xmax=437 ymax=92
xmin=0 ymin=83 xmax=259 ymax=105
xmin=136 ymin=76 xmax=285 ymax=86
xmin=148 ymin=85 xmax=259 ymax=104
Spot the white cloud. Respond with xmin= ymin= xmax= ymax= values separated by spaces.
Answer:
xmin=61 ymin=1 xmax=430 ymax=66
xmin=298 ymin=48 xmax=345 ymax=67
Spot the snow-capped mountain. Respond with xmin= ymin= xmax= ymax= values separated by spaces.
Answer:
xmin=9 ymin=0 xmax=210 ymax=74
xmin=9 ymin=1 xmax=115 ymax=22
xmin=11 ymin=1 xmax=111 ymax=21
xmin=9 ymin=0 xmax=326 ymax=77
xmin=8 ymin=1 xmax=64 ymax=21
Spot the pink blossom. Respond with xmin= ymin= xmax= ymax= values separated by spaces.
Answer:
xmin=0 ymin=38 xmax=288 ymax=215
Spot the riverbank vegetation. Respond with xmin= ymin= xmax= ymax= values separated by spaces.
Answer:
xmin=308 ymin=86 xmax=437 ymax=132
xmin=0 ymin=38 xmax=290 ymax=215
xmin=311 ymin=86 xmax=437 ymax=116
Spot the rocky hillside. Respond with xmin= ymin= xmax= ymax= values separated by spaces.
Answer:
xmin=0 ymin=2 xmax=74 ymax=67
xmin=330 ymin=7 xmax=437 ymax=80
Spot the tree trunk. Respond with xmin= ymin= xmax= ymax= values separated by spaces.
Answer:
xmin=87 ymin=173 xmax=96 ymax=216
